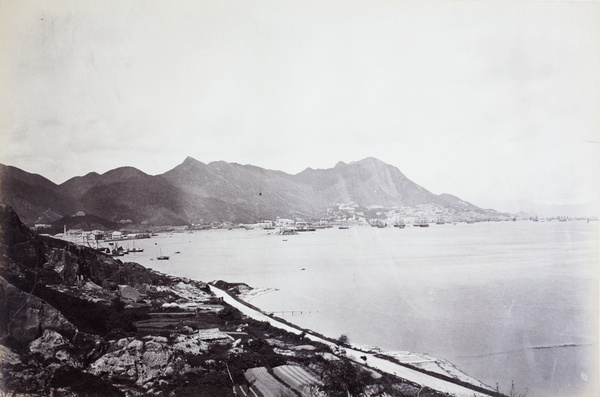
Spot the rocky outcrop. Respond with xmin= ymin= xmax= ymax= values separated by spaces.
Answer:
xmin=0 ymin=203 xmax=34 ymax=250
xmin=88 ymin=334 xmax=210 ymax=391
xmin=0 ymin=276 xmax=77 ymax=347
xmin=29 ymin=329 xmax=81 ymax=368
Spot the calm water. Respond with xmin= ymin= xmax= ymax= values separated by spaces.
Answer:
xmin=123 ymin=221 xmax=599 ymax=397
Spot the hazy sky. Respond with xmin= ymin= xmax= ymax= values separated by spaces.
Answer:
xmin=1 ymin=0 xmax=599 ymax=214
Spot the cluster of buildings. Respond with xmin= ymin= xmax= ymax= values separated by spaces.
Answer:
xmin=36 ymin=201 xmax=529 ymax=245
xmin=44 ymin=227 xmax=151 ymax=245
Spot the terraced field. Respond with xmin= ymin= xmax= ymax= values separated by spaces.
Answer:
xmin=244 ymin=367 xmax=298 ymax=397
xmin=241 ymin=365 xmax=324 ymax=397
xmin=273 ymin=365 xmax=323 ymax=396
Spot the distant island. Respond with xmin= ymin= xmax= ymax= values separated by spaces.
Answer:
xmin=0 ymin=157 xmax=511 ymax=228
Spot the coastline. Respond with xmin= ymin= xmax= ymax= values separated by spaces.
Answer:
xmin=209 ymin=283 xmax=501 ymax=397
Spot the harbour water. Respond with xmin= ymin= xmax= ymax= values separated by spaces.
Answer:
xmin=122 ymin=221 xmax=598 ymax=397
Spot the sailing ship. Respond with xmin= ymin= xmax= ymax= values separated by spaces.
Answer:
xmin=338 ymin=220 xmax=350 ymax=229
xmin=414 ymin=218 xmax=429 ymax=227
xmin=157 ymin=247 xmax=169 ymax=260
xmin=107 ymin=242 xmax=125 ymax=256
xmin=128 ymin=241 xmax=144 ymax=253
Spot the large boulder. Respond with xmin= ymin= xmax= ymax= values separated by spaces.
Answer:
xmin=29 ymin=329 xmax=81 ymax=368
xmin=89 ymin=337 xmax=141 ymax=381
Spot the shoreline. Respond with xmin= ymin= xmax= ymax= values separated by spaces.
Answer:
xmin=209 ymin=283 xmax=502 ymax=397
xmin=238 ymin=287 xmax=280 ymax=302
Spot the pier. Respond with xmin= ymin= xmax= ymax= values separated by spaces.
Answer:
xmin=268 ymin=310 xmax=318 ymax=316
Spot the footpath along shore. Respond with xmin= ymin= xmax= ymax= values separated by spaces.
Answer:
xmin=210 ymin=285 xmax=495 ymax=397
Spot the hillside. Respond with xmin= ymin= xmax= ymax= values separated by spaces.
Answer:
xmin=60 ymin=167 xmax=150 ymax=200
xmin=0 ymin=164 xmax=82 ymax=225
xmin=295 ymin=158 xmax=446 ymax=208
xmin=162 ymin=157 xmax=323 ymax=221
xmin=0 ymin=158 xmax=507 ymax=226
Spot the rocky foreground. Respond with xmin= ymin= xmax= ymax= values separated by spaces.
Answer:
xmin=0 ymin=204 xmax=496 ymax=397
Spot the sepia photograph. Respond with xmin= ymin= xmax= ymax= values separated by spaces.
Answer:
xmin=0 ymin=1 xmax=598 ymax=396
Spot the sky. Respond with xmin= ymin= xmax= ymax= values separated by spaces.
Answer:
xmin=1 ymin=0 xmax=599 ymax=215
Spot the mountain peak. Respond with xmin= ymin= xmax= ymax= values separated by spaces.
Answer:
xmin=170 ymin=156 xmax=206 ymax=172
xmin=350 ymin=157 xmax=386 ymax=166
xmin=182 ymin=156 xmax=203 ymax=165
xmin=102 ymin=166 xmax=148 ymax=179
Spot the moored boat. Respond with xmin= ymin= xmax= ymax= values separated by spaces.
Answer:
xmin=414 ymin=218 xmax=429 ymax=227
xmin=128 ymin=241 xmax=144 ymax=253
xmin=394 ymin=220 xmax=406 ymax=228
xmin=157 ymin=247 xmax=169 ymax=260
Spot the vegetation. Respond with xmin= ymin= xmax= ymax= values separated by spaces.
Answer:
xmin=319 ymin=359 xmax=371 ymax=396
xmin=337 ymin=333 xmax=350 ymax=346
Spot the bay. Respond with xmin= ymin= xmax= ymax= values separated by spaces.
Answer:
xmin=123 ymin=221 xmax=598 ymax=397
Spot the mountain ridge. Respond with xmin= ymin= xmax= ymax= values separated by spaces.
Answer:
xmin=0 ymin=157 xmax=507 ymax=226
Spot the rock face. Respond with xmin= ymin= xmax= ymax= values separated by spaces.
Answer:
xmin=29 ymin=329 xmax=81 ymax=368
xmin=0 ymin=276 xmax=77 ymax=347
xmin=88 ymin=335 xmax=205 ymax=389
xmin=0 ymin=205 xmax=228 ymax=396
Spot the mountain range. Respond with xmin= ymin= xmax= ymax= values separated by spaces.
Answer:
xmin=0 ymin=157 xmax=505 ymax=226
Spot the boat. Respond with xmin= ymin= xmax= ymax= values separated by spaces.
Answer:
xmin=414 ymin=218 xmax=429 ymax=227
xmin=107 ymin=242 xmax=125 ymax=256
xmin=435 ymin=217 xmax=445 ymax=225
xmin=296 ymin=227 xmax=316 ymax=232
xmin=128 ymin=241 xmax=144 ymax=253
xmin=394 ymin=220 xmax=406 ymax=229
xmin=295 ymin=223 xmax=317 ymax=231
xmin=370 ymin=220 xmax=387 ymax=228
xmin=413 ymin=218 xmax=429 ymax=227
xmin=157 ymin=248 xmax=169 ymax=260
